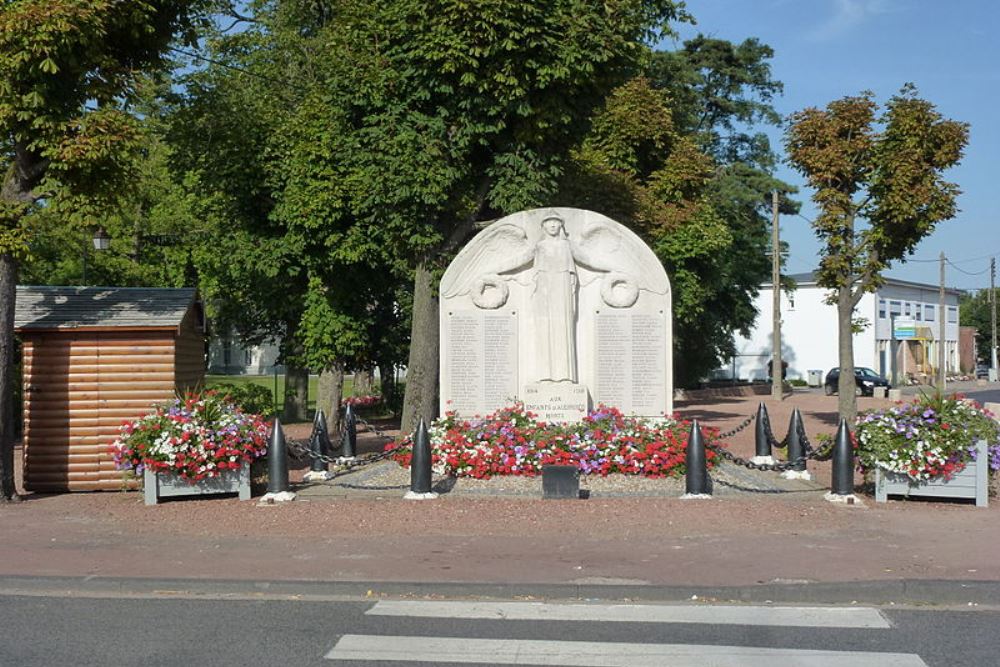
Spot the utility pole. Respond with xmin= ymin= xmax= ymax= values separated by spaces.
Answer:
xmin=771 ymin=190 xmax=783 ymax=401
xmin=991 ymin=258 xmax=997 ymax=380
xmin=938 ymin=252 xmax=946 ymax=390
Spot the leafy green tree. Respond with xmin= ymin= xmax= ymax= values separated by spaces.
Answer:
xmin=275 ymin=0 xmax=689 ymax=430
xmin=785 ymin=86 xmax=968 ymax=421
xmin=647 ymin=36 xmax=796 ymax=383
xmin=959 ymin=290 xmax=997 ymax=365
xmin=0 ymin=0 xmax=206 ymax=501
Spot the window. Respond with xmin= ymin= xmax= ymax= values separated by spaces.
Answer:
xmin=947 ymin=306 xmax=958 ymax=324
xmin=904 ymin=302 xmax=911 ymax=316
xmin=915 ymin=306 xmax=922 ymax=321
xmin=925 ymin=304 xmax=935 ymax=321
xmin=889 ymin=301 xmax=902 ymax=316
xmin=878 ymin=299 xmax=886 ymax=319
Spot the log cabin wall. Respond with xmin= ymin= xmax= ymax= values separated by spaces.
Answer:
xmin=22 ymin=329 xmax=179 ymax=491
xmin=174 ymin=306 xmax=206 ymax=393
xmin=16 ymin=287 xmax=203 ymax=492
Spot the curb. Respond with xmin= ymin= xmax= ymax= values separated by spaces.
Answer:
xmin=0 ymin=575 xmax=996 ymax=607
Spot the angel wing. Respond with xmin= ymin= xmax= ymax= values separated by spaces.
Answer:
xmin=440 ymin=223 xmax=534 ymax=298
xmin=574 ymin=220 xmax=669 ymax=294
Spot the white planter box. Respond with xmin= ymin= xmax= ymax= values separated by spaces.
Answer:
xmin=143 ymin=462 xmax=251 ymax=506
xmin=875 ymin=440 xmax=988 ymax=507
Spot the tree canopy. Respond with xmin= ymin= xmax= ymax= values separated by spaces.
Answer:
xmin=785 ymin=85 xmax=968 ymax=420
xmin=0 ymin=0 xmax=209 ymax=500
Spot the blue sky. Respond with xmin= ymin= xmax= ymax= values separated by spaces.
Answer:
xmin=669 ymin=0 xmax=999 ymax=292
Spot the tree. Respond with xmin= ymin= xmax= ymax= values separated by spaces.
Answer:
xmin=0 ymin=0 xmax=207 ymax=501
xmin=553 ymin=77 xmax=748 ymax=386
xmin=959 ymin=290 xmax=996 ymax=365
xmin=785 ymin=86 xmax=968 ymax=421
xmin=646 ymin=36 xmax=796 ymax=384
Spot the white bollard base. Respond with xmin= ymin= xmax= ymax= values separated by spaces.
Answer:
xmin=258 ymin=490 xmax=297 ymax=505
xmin=679 ymin=493 xmax=712 ymax=500
xmin=404 ymin=491 xmax=439 ymax=500
xmin=302 ymin=470 xmax=334 ymax=482
xmin=781 ymin=469 xmax=812 ymax=481
xmin=337 ymin=456 xmax=357 ymax=464
xmin=750 ymin=455 xmax=776 ymax=465
xmin=824 ymin=492 xmax=864 ymax=506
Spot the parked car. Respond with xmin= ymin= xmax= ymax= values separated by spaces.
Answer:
xmin=824 ymin=367 xmax=891 ymax=396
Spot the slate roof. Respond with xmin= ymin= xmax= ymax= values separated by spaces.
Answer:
xmin=14 ymin=286 xmax=198 ymax=331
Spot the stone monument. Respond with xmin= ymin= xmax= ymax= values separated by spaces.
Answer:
xmin=439 ymin=207 xmax=672 ymax=421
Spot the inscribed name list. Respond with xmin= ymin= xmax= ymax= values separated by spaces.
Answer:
xmin=594 ymin=310 xmax=667 ymax=416
xmin=445 ymin=311 xmax=518 ymax=416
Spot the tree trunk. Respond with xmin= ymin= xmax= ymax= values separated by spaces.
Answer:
xmin=283 ymin=364 xmax=309 ymax=422
xmin=352 ymin=366 xmax=374 ymax=396
xmin=378 ymin=361 xmax=395 ymax=411
xmin=281 ymin=321 xmax=310 ymax=422
xmin=400 ymin=261 xmax=439 ymax=434
xmin=316 ymin=363 xmax=345 ymax=437
xmin=837 ymin=284 xmax=858 ymax=423
xmin=0 ymin=252 xmax=20 ymax=501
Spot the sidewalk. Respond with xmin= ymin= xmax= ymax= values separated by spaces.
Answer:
xmin=1 ymin=389 xmax=997 ymax=605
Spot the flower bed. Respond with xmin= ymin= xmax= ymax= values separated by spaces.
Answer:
xmin=344 ymin=394 xmax=382 ymax=408
xmin=385 ymin=404 xmax=719 ymax=479
xmin=111 ymin=391 xmax=269 ymax=482
xmin=856 ymin=393 xmax=1000 ymax=482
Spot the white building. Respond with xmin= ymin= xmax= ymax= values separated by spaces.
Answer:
xmin=207 ymin=334 xmax=282 ymax=375
xmin=722 ymin=272 xmax=962 ymax=385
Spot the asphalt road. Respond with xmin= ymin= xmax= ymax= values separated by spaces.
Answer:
xmin=966 ymin=386 xmax=1000 ymax=405
xmin=1 ymin=592 xmax=998 ymax=666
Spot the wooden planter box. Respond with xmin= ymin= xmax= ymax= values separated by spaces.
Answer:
xmin=143 ymin=462 xmax=251 ymax=506
xmin=875 ymin=440 xmax=988 ymax=507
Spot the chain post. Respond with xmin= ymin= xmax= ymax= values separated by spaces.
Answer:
xmin=754 ymin=403 xmax=771 ymax=458
xmin=265 ymin=417 xmax=290 ymax=494
xmin=780 ymin=408 xmax=811 ymax=480
xmin=405 ymin=418 xmax=437 ymax=499
xmin=830 ymin=417 xmax=855 ymax=496
xmin=341 ymin=404 xmax=357 ymax=459
xmin=682 ymin=419 xmax=711 ymax=497
xmin=308 ymin=409 xmax=328 ymax=474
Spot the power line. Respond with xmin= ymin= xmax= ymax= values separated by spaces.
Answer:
xmin=945 ymin=258 xmax=990 ymax=276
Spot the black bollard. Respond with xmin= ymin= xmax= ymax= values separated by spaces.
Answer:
xmin=831 ymin=417 xmax=855 ymax=496
xmin=410 ymin=418 xmax=433 ymax=494
xmin=784 ymin=409 xmax=807 ymax=472
xmin=266 ymin=417 xmax=290 ymax=494
xmin=341 ymin=404 xmax=357 ymax=458
xmin=314 ymin=409 xmax=333 ymax=454
xmin=685 ymin=419 xmax=710 ymax=496
xmin=754 ymin=402 xmax=772 ymax=458
xmin=309 ymin=410 xmax=328 ymax=473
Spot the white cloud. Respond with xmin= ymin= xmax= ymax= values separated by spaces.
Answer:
xmin=806 ymin=0 xmax=896 ymax=41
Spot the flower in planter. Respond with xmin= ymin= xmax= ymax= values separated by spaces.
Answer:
xmin=343 ymin=394 xmax=382 ymax=408
xmin=385 ymin=403 xmax=718 ymax=479
xmin=111 ymin=391 xmax=269 ymax=482
xmin=856 ymin=393 xmax=1000 ymax=482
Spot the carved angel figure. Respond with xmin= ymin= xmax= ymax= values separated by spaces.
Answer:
xmin=441 ymin=209 xmax=669 ymax=383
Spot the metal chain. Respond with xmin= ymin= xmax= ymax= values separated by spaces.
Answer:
xmin=353 ymin=414 xmax=397 ymax=443
xmin=706 ymin=440 xmax=834 ymax=472
xmin=758 ymin=409 xmax=786 ymax=449
xmin=716 ymin=413 xmax=755 ymax=440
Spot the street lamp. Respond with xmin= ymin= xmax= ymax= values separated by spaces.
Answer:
xmin=92 ymin=227 xmax=111 ymax=251
xmin=82 ymin=227 xmax=110 ymax=284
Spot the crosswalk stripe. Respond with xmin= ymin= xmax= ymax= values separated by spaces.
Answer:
xmin=366 ymin=600 xmax=891 ymax=629
xmin=325 ymin=635 xmax=928 ymax=666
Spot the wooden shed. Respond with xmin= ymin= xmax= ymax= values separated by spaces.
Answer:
xmin=15 ymin=286 xmax=205 ymax=492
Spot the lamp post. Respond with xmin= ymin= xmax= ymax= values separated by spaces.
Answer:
xmin=82 ymin=227 xmax=110 ymax=284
